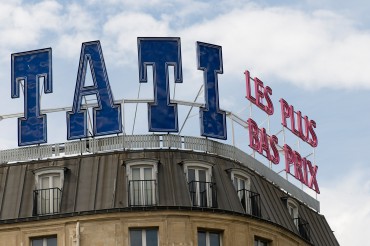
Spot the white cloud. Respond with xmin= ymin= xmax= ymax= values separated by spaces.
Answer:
xmin=179 ymin=5 xmax=370 ymax=89
xmin=54 ymin=3 xmax=100 ymax=59
xmin=102 ymin=12 xmax=171 ymax=65
xmin=0 ymin=1 xmax=62 ymax=54
xmin=1 ymin=1 xmax=370 ymax=90
xmin=320 ymin=167 xmax=370 ymax=245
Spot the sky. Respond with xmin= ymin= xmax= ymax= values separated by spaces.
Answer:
xmin=0 ymin=0 xmax=369 ymax=244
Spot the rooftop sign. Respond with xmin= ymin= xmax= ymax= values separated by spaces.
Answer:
xmin=8 ymin=38 xmax=319 ymax=193
xmin=245 ymin=71 xmax=319 ymax=193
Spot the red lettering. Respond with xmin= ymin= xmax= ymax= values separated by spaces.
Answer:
xmin=255 ymin=77 xmax=265 ymax=112
xmin=302 ymin=158 xmax=309 ymax=186
xmin=269 ymin=135 xmax=280 ymax=164
xmin=248 ymin=118 xmax=260 ymax=151
xmin=293 ymin=151 xmax=304 ymax=183
xmin=308 ymin=120 xmax=318 ymax=147
xmin=300 ymin=115 xmax=310 ymax=142
xmin=245 ymin=70 xmax=256 ymax=104
xmin=283 ymin=144 xmax=294 ymax=174
xmin=248 ymin=118 xmax=280 ymax=164
xmin=290 ymin=106 xmax=300 ymax=136
xmin=259 ymin=127 xmax=271 ymax=161
xmin=283 ymin=144 xmax=320 ymax=193
xmin=245 ymin=71 xmax=274 ymax=115
xmin=280 ymin=99 xmax=290 ymax=127
xmin=280 ymin=98 xmax=318 ymax=147
xmin=265 ymin=86 xmax=274 ymax=115
xmin=307 ymin=161 xmax=320 ymax=193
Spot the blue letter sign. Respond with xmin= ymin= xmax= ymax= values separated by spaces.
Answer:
xmin=138 ymin=37 xmax=183 ymax=132
xmin=197 ymin=42 xmax=227 ymax=139
xmin=11 ymin=48 xmax=52 ymax=146
xmin=67 ymin=41 xmax=122 ymax=140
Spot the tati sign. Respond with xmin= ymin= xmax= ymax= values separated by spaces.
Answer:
xmin=8 ymin=37 xmax=319 ymax=193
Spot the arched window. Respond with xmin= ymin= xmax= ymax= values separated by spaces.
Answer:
xmin=126 ymin=159 xmax=158 ymax=206
xmin=33 ymin=167 xmax=65 ymax=215
xmin=183 ymin=161 xmax=216 ymax=208
xmin=229 ymin=169 xmax=260 ymax=216
xmin=287 ymin=198 xmax=299 ymax=227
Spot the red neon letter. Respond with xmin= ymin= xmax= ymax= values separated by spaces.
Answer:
xmin=259 ymin=127 xmax=271 ymax=161
xmin=255 ymin=77 xmax=265 ymax=112
xmin=307 ymin=162 xmax=320 ymax=193
xmin=265 ymin=86 xmax=274 ymax=115
xmin=293 ymin=151 xmax=304 ymax=183
xmin=269 ymin=135 xmax=280 ymax=164
xmin=283 ymin=144 xmax=294 ymax=174
xmin=280 ymin=98 xmax=290 ymax=127
xmin=290 ymin=106 xmax=300 ymax=136
xmin=308 ymin=119 xmax=318 ymax=147
xmin=245 ymin=70 xmax=256 ymax=104
xmin=302 ymin=158 xmax=309 ymax=186
xmin=248 ymin=118 xmax=260 ymax=151
xmin=300 ymin=115 xmax=310 ymax=142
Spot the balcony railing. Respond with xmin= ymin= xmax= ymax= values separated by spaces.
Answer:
xmin=294 ymin=217 xmax=311 ymax=241
xmin=33 ymin=187 xmax=62 ymax=215
xmin=188 ymin=181 xmax=217 ymax=208
xmin=0 ymin=134 xmax=320 ymax=212
xmin=128 ymin=180 xmax=157 ymax=206
xmin=237 ymin=189 xmax=261 ymax=217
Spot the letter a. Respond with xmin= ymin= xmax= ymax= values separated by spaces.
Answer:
xmin=67 ymin=41 xmax=122 ymax=140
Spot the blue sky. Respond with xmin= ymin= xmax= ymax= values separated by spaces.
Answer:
xmin=0 ymin=0 xmax=369 ymax=244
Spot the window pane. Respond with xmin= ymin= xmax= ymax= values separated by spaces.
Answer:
xmin=132 ymin=168 xmax=140 ymax=180
xmin=198 ymin=169 xmax=206 ymax=182
xmin=41 ymin=176 xmax=50 ymax=189
xmin=47 ymin=237 xmax=57 ymax=246
xmin=240 ymin=179 xmax=245 ymax=190
xmin=31 ymin=239 xmax=43 ymax=246
xmin=40 ymin=188 xmax=51 ymax=214
xmin=144 ymin=180 xmax=153 ymax=205
xmin=130 ymin=229 xmax=142 ymax=246
xmin=144 ymin=168 xmax=152 ymax=180
xmin=52 ymin=175 xmax=60 ymax=189
xmin=188 ymin=169 xmax=195 ymax=182
xmin=233 ymin=178 xmax=238 ymax=190
xmin=198 ymin=231 xmax=206 ymax=246
xmin=255 ymin=239 xmax=269 ymax=246
xmin=209 ymin=232 xmax=220 ymax=246
xmin=146 ymin=229 xmax=158 ymax=246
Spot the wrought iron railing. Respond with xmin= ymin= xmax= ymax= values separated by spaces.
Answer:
xmin=237 ymin=189 xmax=261 ymax=217
xmin=33 ymin=187 xmax=62 ymax=215
xmin=294 ymin=217 xmax=311 ymax=241
xmin=0 ymin=134 xmax=320 ymax=212
xmin=188 ymin=181 xmax=217 ymax=208
xmin=128 ymin=180 xmax=157 ymax=206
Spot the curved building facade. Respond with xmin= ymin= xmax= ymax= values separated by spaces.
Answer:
xmin=0 ymin=135 xmax=339 ymax=246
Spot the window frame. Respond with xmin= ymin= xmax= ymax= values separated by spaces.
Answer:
xmin=30 ymin=235 xmax=57 ymax=246
xmin=286 ymin=198 xmax=299 ymax=227
xmin=230 ymin=169 xmax=251 ymax=192
xmin=183 ymin=161 xmax=214 ymax=207
xmin=197 ymin=229 xmax=222 ymax=246
xmin=129 ymin=227 xmax=158 ymax=246
xmin=34 ymin=167 xmax=65 ymax=190
xmin=229 ymin=169 xmax=262 ymax=216
xmin=254 ymin=237 xmax=270 ymax=246
xmin=33 ymin=167 xmax=65 ymax=215
xmin=125 ymin=159 xmax=158 ymax=206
